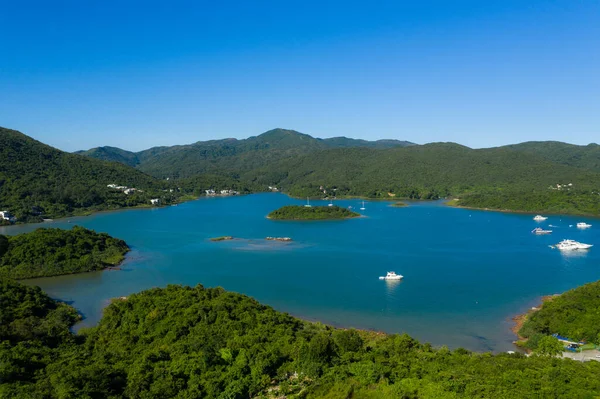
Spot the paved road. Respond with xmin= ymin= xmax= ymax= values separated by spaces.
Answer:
xmin=560 ymin=349 xmax=600 ymax=362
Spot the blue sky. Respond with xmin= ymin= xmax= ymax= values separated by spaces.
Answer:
xmin=1 ymin=0 xmax=598 ymax=151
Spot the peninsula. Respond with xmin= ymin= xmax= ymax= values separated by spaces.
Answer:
xmin=267 ymin=205 xmax=360 ymax=220
xmin=0 ymin=226 xmax=129 ymax=279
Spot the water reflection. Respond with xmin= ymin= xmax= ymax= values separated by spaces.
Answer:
xmin=384 ymin=279 xmax=403 ymax=299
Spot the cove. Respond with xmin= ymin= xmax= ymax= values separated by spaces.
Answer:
xmin=2 ymin=193 xmax=599 ymax=353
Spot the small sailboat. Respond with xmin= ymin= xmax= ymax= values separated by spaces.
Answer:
xmin=360 ymin=201 xmax=366 ymax=211
xmin=328 ymin=199 xmax=333 ymax=207
xmin=304 ymin=197 xmax=311 ymax=208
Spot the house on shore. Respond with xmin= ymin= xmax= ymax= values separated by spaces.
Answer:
xmin=0 ymin=210 xmax=16 ymax=222
xmin=150 ymin=198 xmax=160 ymax=205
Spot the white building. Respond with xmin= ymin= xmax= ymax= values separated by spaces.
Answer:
xmin=0 ymin=211 xmax=16 ymax=222
xmin=150 ymin=198 xmax=160 ymax=205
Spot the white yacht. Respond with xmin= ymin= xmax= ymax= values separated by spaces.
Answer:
xmin=379 ymin=271 xmax=403 ymax=280
xmin=533 ymin=215 xmax=548 ymax=221
xmin=577 ymin=222 xmax=592 ymax=229
xmin=360 ymin=201 xmax=366 ymax=211
xmin=304 ymin=197 xmax=311 ymax=208
xmin=532 ymin=227 xmax=552 ymax=235
xmin=328 ymin=199 xmax=333 ymax=207
xmin=552 ymin=239 xmax=593 ymax=251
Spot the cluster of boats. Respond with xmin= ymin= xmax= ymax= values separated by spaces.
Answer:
xmin=532 ymin=215 xmax=593 ymax=251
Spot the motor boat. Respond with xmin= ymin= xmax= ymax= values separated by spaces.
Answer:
xmin=379 ymin=271 xmax=403 ymax=280
xmin=577 ymin=222 xmax=592 ymax=229
xmin=552 ymin=239 xmax=593 ymax=251
xmin=533 ymin=215 xmax=548 ymax=221
xmin=532 ymin=227 xmax=552 ymax=235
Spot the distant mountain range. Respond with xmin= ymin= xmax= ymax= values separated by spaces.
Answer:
xmin=75 ymin=128 xmax=415 ymax=178
xmin=2 ymin=126 xmax=599 ymax=220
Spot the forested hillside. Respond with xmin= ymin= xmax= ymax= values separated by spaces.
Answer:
xmin=506 ymin=141 xmax=600 ymax=172
xmin=249 ymin=143 xmax=600 ymax=194
xmin=77 ymin=128 xmax=414 ymax=179
xmin=0 ymin=127 xmax=186 ymax=221
xmin=0 ymin=226 xmax=129 ymax=279
xmin=519 ymin=280 xmax=600 ymax=345
xmin=2 ymin=281 xmax=600 ymax=398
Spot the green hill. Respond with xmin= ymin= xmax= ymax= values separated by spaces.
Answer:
xmin=249 ymin=143 xmax=600 ymax=194
xmin=0 ymin=127 xmax=183 ymax=221
xmin=76 ymin=128 xmax=415 ymax=179
xmin=505 ymin=141 xmax=600 ymax=172
xmin=0 ymin=226 xmax=129 ymax=279
xmin=519 ymin=280 xmax=600 ymax=345
xmin=2 ymin=280 xmax=600 ymax=398
xmin=75 ymin=146 xmax=140 ymax=167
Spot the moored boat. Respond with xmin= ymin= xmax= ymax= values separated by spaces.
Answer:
xmin=577 ymin=222 xmax=592 ymax=229
xmin=533 ymin=215 xmax=548 ymax=221
xmin=379 ymin=271 xmax=403 ymax=280
xmin=532 ymin=227 xmax=552 ymax=235
xmin=552 ymin=239 xmax=593 ymax=251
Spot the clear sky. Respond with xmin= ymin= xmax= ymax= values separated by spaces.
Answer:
xmin=1 ymin=0 xmax=598 ymax=152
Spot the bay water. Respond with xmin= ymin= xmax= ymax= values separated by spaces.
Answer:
xmin=2 ymin=193 xmax=599 ymax=352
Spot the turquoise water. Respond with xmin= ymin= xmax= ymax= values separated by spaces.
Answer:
xmin=2 ymin=193 xmax=599 ymax=352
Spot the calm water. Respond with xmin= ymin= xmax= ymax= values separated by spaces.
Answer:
xmin=2 ymin=193 xmax=599 ymax=352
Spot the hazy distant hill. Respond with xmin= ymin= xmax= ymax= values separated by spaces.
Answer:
xmin=0 ymin=127 xmax=178 ymax=221
xmin=77 ymin=128 xmax=415 ymax=178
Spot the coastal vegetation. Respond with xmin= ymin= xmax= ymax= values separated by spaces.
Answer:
xmin=457 ymin=189 xmax=600 ymax=216
xmin=210 ymin=236 xmax=234 ymax=241
xmin=519 ymin=280 xmax=600 ymax=347
xmin=2 ymin=280 xmax=600 ymax=398
xmin=268 ymin=205 xmax=360 ymax=220
xmin=0 ymin=226 xmax=129 ymax=279
xmin=391 ymin=201 xmax=408 ymax=207
xmin=0 ymin=127 xmax=188 ymax=222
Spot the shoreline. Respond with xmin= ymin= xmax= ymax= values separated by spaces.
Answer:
xmin=1 ymin=196 xmax=201 ymax=230
xmin=446 ymin=201 xmax=600 ymax=218
xmin=510 ymin=294 xmax=560 ymax=345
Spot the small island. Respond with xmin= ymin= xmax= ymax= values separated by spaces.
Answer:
xmin=266 ymin=236 xmax=292 ymax=242
xmin=210 ymin=236 xmax=234 ymax=241
xmin=0 ymin=226 xmax=129 ymax=279
xmin=390 ymin=201 xmax=408 ymax=207
xmin=267 ymin=205 xmax=360 ymax=220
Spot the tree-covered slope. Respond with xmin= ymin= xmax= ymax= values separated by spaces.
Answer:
xmin=0 ymin=226 xmax=129 ymax=279
xmin=321 ymin=136 xmax=415 ymax=149
xmin=506 ymin=141 xmax=600 ymax=172
xmin=75 ymin=146 xmax=140 ymax=168
xmin=77 ymin=128 xmax=414 ymax=179
xmin=3 ymin=282 xmax=600 ymax=398
xmin=0 ymin=279 xmax=79 ymax=397
xmin=519 ymin=280 xmax=600 ymax=344
xmin=0 ymin=127 xmax=181 ymax=221
xmin=249 ymin=143 xmax=600 ymax=198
